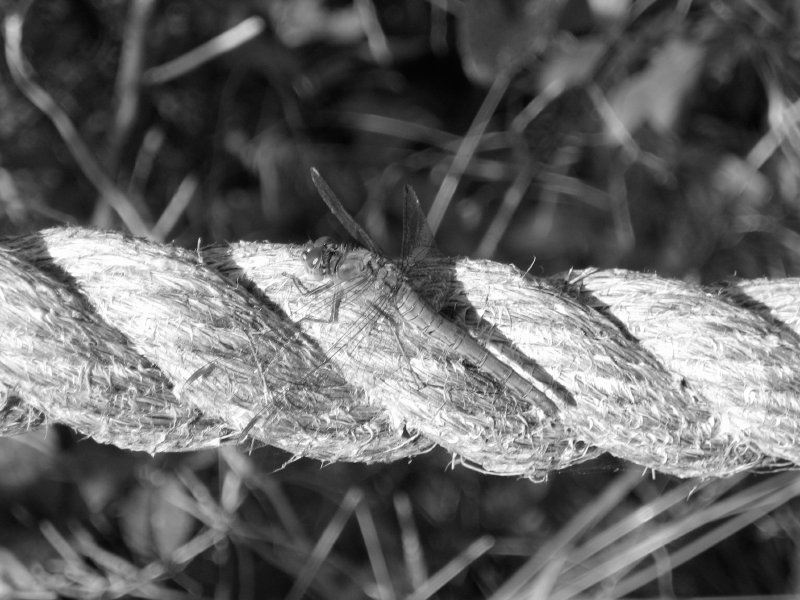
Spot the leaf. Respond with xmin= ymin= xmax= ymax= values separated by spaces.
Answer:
xmin=537 ymin=36 xmax=608 ymax=91
xmin=457 ymin=0 xmax=565 ymax=86
xmin=119 ymin=474 xmax=196 ymax=560
xmin=606 ymin=39 xmax=706 ymax=140
xmin=268 ymin=0 xmax=362 ymax=47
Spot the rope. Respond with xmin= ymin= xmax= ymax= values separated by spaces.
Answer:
xmin=2 ymin=227 xmax=800 ymax=480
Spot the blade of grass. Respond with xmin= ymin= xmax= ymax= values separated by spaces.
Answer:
xmin=286 ymin=488 xmax=363 ymax=600
xmin=219 ymin=448 xmax=309 ymax=543
xmin=475 ymin=161 xmax=534 ymax=258
xmin=556 ymin=476 xmax=739 ymax=571
xmin=143 ymin=17 xmax=265 ymax=86
xmin=151 ymin=174 xmax=198 ymax=242
xmin=3 ymin=5 xmax=150 ymax=237
xmin=128 ymin=127 xmax=166 ymax=197
xmin=552 ymin=473 xmax=800 ymax=599
xmin=355 ymin=501 xmax=396 ymax=600
xmin=93 ymin=0 xmax=157 ymax=229
xmin=394 ymin=492 xmax=428 ymax=589
xmin=355 ymin=0 xmax=392 ymax=66
xmin=613 ymin=473 xmax=800 ymax=597
xmin=489 ymin=468 xmax=642 ymax=600
xmin=427 ymin=70 xmax=512 ymax=234
xmin=407 ymin=535 xmax=495 ymax=600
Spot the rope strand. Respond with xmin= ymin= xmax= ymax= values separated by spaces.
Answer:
xmin=2 ymin=227 xmax=799 ymax=479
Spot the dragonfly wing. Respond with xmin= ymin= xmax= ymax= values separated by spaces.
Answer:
xmin=292 ymin=270 xmax=404 ymax=387
xmin=310 ymin=168 xmax=381 ymax=255
xmin=400 ymin=183 xmax=453 ymax=311
xmin=401 ymin=184 xmax=441 ymax=266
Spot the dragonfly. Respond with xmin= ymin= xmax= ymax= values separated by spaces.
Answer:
xmin=298 ymin=168 xmax=559 ymax=417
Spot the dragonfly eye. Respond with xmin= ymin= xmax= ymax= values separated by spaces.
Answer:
xmin=302 ymin=245 xmax=330 ymax=279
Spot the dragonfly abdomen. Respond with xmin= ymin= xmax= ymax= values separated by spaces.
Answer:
xmin=395 ymin=282 xmax=558 ymax=416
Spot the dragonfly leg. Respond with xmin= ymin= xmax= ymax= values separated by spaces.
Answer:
xmin=285 ymin=273 xmax=341 ymax=323
xmin=285 ymin=272 xmax=334 ymax=296
xmin=323 ymin=287 xmax=341 ymax=323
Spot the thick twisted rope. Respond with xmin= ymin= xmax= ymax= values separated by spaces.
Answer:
xmin=2 ymin=227 xmax=800 ymax=480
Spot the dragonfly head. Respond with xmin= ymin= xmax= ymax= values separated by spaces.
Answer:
xmin=301 ymin=236 xmax=337 ymax=280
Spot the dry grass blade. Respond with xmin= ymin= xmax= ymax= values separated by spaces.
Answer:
xmin=556 ymin=477 xmax=741 ymax=570
xmin=286 ymin=488 xmax=364 ymax=600
xmin=394 ymin=492 xmax=428 ymax=589
xmin=406 ymin=535 xmax=494 ymax=600
xmin=475 ymin=162 xmax=535 ymax=258
xmin=3 ymin=7 xmax=150 ymax=237
xmin=0 ymin=547 xmax=53 ymax=599
xmin=142 ymin=16 xmax=266 ymax=86
xmin=334 ymin=111 xmax=459 ymax=148
xmin=612 ymin=479 xmax=800 ymax=596
xmin=39 ymin=522 xmax=189 ymax=599
xmin=355 ymin=501 xmax=396 ymax=600
xmin=488 ymin=473 xmax=800 ymax=599
xmin=747 ymin=94 xmax=800 ymax=169
xmin=128 ymin=127 xmax=166 ymax=196
xmin=355 ymin=0 xmax=392 ymax=65
xmin=550 ymin=473 xmax=800 ymax=599
xmin=427 ymin=70 xmax=512 ymax=233
xmin=151 ymin=174 xmax=198 ymax=242
xmin=93 ymin=0 xmax=158 ymax=229
xmin=220 ymin=448 xmax=309 ymax=542
xmin=39 ymin=520 xmax=84 ymax=568
xmin=109 ymin=0 xmax=157 ymax=159
xmin=170 ymin=527 xmax=226 ymax=566
xmin=490 ymin=468 xmax=643 ymax=599
xmin=511 ymin=80 xmax=565 ymax=133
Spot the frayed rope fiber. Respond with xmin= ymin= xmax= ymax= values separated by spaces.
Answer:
xmin=2 ymin=227 xmax=800 ymax=479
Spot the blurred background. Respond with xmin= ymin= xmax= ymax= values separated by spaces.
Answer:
xmin=2 ymin=0 xmax=800 ymax=597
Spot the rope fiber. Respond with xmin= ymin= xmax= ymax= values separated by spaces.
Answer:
xmin=3 ymin=227 xmax=800 ymax=480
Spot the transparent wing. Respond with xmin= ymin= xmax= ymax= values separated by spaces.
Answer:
xmin=401 ymin=183 xmax=441 ymax=267
xmin=310 ymin=168 xmax=381 ymax=255
xmin=290 ymin=267 xmax=395 ymax=377
xmin=311 ymin=168 xmax=440 ymax=269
